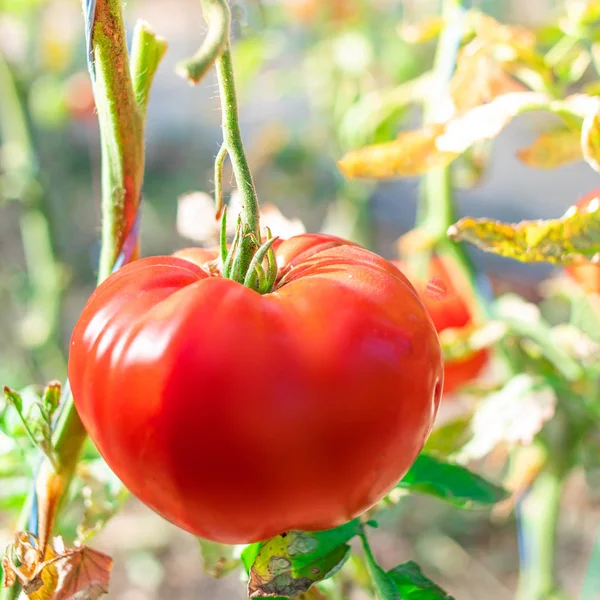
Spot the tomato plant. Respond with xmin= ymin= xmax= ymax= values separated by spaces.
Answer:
xmin=3 ymin=0 xmax=600 ymax=599
xmin=395 ymin=256 xmax=489 ymax=395
xmin=68 ymin=235 xmax=443 ymax=543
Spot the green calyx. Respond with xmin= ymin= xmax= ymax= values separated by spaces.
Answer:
xmin=220 ymin=207 xmax=278 ymax=294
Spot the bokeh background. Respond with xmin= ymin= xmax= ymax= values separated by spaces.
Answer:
xmin=1 ymin=1 xmax=600 ymax=598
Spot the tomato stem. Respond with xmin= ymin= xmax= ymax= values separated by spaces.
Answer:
xmin=181 ymin=0 xmax=262 ymax=285
xmin=214 ymin=41 xmax=262 ymax=279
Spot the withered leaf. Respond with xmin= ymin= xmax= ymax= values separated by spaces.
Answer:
xmin=2 ymin=555 xmax=16 ymax=588
xmin=448 ymin=199 xmax=600 ymax=264
xmin=247 ymin=521 xmax=360 ymax=599
xmin=2 ymin=532 xmax=59 ymax=600
xmin=339 ymin=92 xmax=550 ymax=180
xmin=53 ymin=543 xmax=113 ymax=600
xmin=517 ymin=128 xmax=583 ymax=169
xmin=1 ymin=533 xmax=112 ymax=600
xmin=338 ymin=124 xmax=457 ymax=179
xmin=450 ymin=41 xmax=526 ymax=113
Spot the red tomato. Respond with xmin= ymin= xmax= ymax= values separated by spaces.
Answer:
xmin=69 ymin=234 xmax=443 ymax=544
xmin=394 ymin=256 xmax=488 ymax=395
xmin=565 ymin=189 xmax=600 ymax=294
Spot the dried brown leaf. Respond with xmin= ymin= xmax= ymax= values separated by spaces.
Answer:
xmin=2 ymin=555 xmax=16 ymax=589
xmin=1 ymin=533 xmax=112 ymax=600
xmin=53 ymin=543 xmax=113 ymax=600
xmin=517 ymin=129 xmax=583 ymax=169
xmin=2 ymin=533 xmax=59 ymax=600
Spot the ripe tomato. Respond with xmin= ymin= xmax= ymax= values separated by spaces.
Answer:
xmin=565 ymin=189 xmax=600 ymax=294
xmin=394 ymin=256 xmax=488 ymax=395
xmin=69 ymin=234 xmax=443 ymax=544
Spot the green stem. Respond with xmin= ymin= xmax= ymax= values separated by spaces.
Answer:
xmin=181 ymin=0 xmax=261 ymax=281
xmin=517 ymin=452 xmax=569 ymax=599
xmin=176 ymin=0 xmax=229 ymax=84
xmin=94 ymin=3 xmax=146 ymax=280
xmin=0 ymin=6 xmax=164 ymax=599
xmin=214 ymin=42 xmax=262 ymax=278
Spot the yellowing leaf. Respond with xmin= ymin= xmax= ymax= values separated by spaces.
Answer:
xmin=338 ymin=124 xmax=458 ymax=179
xmin=450 ymin=41 xmax=526 ymax=113
xmin=517 ymin=129 xmax=583 ymax=169
xmin=582 ymin=105 xmax=600 ymax=172
xmin=247 ymin=521 xmax=360 ymax=598
xmin=472 ymin=12 xmax=552 ymax=87
xmin=448 ymin=198 xmax=600 ymax=264
xmin=437 ymin=92 xmax=550 ymax=154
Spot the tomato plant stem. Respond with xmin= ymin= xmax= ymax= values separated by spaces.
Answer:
xmin=517 ymin=452 xmax=568 ymax=600
xmin=0 ymin=6 xmax=165 ymax=599
xmin=214 ymin=42 xmax=262 ymax=278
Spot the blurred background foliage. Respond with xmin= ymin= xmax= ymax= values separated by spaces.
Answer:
xmin=1 ymin=1 xmax=600 ymax=599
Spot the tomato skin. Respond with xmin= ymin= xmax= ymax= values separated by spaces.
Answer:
xmin=565 ymin=189 xmax=600 ymax=294
xmin=394 ymin=256 xmax=489 ymax=395
xmin=69 ymin=234 xmax=443 ymax=544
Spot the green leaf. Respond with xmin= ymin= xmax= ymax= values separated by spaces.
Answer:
xmin=448 ymin=199 xmax=600 ymax=264
xmin=397 ymin=454 xmax=509 ymax=508
xmin=242 ymin=542 xmax=264 ymax=574
xmin=388 ymin=562 xmax=454 ymax=599
xmin=423 ymin=415 xmax=472 ymax=456
xmin=360 ymin=533 xmax=400 ymax=600
xmin=197 ymin=538 xmax=241 ymax=578
xmin=247 ymin=520 xmax=361 ymax=598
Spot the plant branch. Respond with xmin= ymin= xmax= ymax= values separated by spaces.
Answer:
xmin=176 ymin=0 xmax=229 ymax=84
xmin=0 ymin=4 xmax=164 ymax=599
xmin=180 ymin=0 xmax=261 ymax=280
